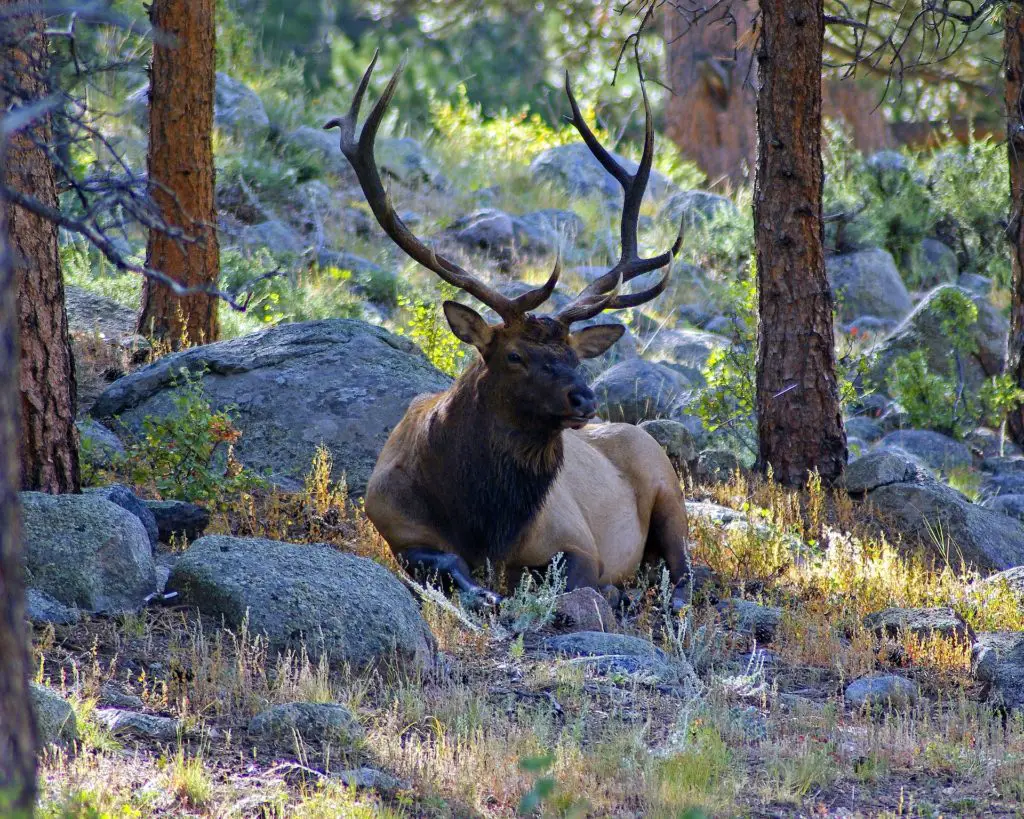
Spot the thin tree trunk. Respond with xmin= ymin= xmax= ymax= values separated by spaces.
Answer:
xmin=3 ymin=3 xmax=79 ymax=493
xmin=138 ymin=0 xmax=220 ymax=347
xmin=1005 ymin=3 xmax=1024 ymax=446
xmin=0 ymin=71 xmax=39 ymax=819
xmin=754 ymin=0 xmax=846 ymax=486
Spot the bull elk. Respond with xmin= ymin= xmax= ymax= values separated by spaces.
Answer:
xmin=326 ymin=53 xmax=692 ymax=608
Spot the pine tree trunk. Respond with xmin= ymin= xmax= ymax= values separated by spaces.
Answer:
xmin=0 ymin=36 xmax=39 ymax=812
xmin=754 ymin=0 xmax=846 ymax=486
xmin=2 ymin=0 xmax=80 ymax=493
xmin=138 ymin=0 xmax=220 ymax=347
xmin=662 ymin=1 xmax=758 ymax=187
xmin=1005 ymin=3 xmax=1024 ymax=446
xmin=0 ymin=215 xmax=36 ymax=816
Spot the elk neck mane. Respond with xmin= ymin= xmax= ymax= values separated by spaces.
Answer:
xmin=426 ymin=358 xmax=565 ymax=563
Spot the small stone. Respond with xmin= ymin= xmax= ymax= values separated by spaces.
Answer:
xmin=553 ymin=588 xmax=619 ymax=634
xmin=638 ymin=419 xmax=698 ymax=476
xmin=863 ymin=606 xmax=974 ymax=643
xmin=98 ymin=683 xmax=145 ymax=710
xmin=696 ymin=449 xmax=742 ymax=483
xmin=95 ymin=709 xmax=181 ymax=742
xmin=331 ymin=767 xmax=407 ymax=794
xmin=717 ymin=599 xmax=782 ymax=644
xmin=30 ymin=683 xmax=78 ymax=746
xmin=25 ymin=588 xmax=80 ymax=625
xmin=247 ymin=702 xmax=363 ymax=749
xmin=845 ymin=673 xmax=919 ymax=711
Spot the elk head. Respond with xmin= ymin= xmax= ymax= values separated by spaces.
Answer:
xmin=325 ymin=52 xmax=683 ymax=432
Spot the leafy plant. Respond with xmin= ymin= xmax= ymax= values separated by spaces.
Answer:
xmin=396 ymin=283 xmax=468 ymax=377
xmin=122 ymin=368 xmax=266 ymax=504
xmin=885 ymin=288 xmax=1024 ymax=437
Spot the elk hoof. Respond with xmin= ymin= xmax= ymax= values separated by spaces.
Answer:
xmin=462 ymin=587 xmax=503 ymax=611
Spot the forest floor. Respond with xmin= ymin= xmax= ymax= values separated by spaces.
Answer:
xmin=27 ymin=331 xmax=1024 ymax=819
xmin=31 ymin=470 xmax=1024 ymax=818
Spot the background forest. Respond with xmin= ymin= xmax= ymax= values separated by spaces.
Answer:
xmin=6 ymin=1 xmax=1024 ymax=817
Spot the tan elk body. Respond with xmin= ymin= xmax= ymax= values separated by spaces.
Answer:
xmin=328 ymin=53 xmax=691 ymax=606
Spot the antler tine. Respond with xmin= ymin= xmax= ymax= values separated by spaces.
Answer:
xmin=556 ymin=64 xmax=682 ymax=327
xmin=510 ymin=253 xmax=561 ymax=314
xmin=325 ymin=52 xmax=520 ymax=322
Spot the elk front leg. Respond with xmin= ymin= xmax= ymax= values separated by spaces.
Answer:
xmin=400 ymin=548 xmax=502 ymax=609
xmin=645 ymin=485 xmax=693 ymax=612
xmin=561 ymin=551 xmax=620 ymax=608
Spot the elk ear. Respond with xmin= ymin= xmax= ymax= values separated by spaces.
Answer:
xmin=443 ymin=301 xmax=493 ymax=352
xmin=569 ymin=323 xmax=625 ymax=359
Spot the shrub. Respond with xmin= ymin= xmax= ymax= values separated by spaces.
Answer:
xmin=122 ymin=369 xmax=266 ymax=504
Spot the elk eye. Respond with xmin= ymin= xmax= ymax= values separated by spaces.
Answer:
xmin=506 ymin=351 xmax=523 ymax=365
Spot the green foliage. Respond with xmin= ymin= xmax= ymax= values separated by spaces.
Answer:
xmin=517 ymin=753 xmax=557 ymax=816
xmin=218 ymin=250 xmax=365 ymax=338
xmin=695 ymin=270 xmax=757 ymax=459
xmin=122 ymin=369 xmax=265 ymax=504
xmin=884 ymin=288 xmax=1023 ymax=437
xmin=928 ymin=138 xmax=1010 ymax=286
xmin=887 ymin=351 xmax=963 ymax=436
xmin=500 ymin=553 xmax=567 ymax=634
xmin=396 ymin=284 xmax=468 ymax=377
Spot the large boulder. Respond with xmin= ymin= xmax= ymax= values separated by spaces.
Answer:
xmin=530 ymin=143 xmax=676 ymax=208
xmin=868 ymin=285 xmax=1007 ymax=395
xmin=659 ymin=190 xmax=739 ymax=227
xmin=376 ymin=137 xmax=447 ymax=190
xmin=874 ymin=430 xmax=972 ymax=473
xmin=283 ymin=126 xmax=358 ymax=182
xmin=643 ymin=329 xmax=729 ymax=386
xmin=22 ymin=492 xmax=157 ymax=614
xmin=91 ymin=320 xmax=451 ymax=495
xmin=590 ymin=359 xmax=692 ymax=424
xmin=845 ymin=451 xmax=1024 ymax=571
xmin=248 ymin=702 xmax=363 ymax=750
xmin=129 ymin=73 xmax=268 ymax=135
xmin=825 ymin=249 xmax=913 ymax=323
xmin=214 ymin=73 xmax=270 ymax=135
xmin=902 ymin=238 xmax=958 ymax=288
xmin=65 ymin=285 xmax=137 ymax=341
xmin=168 ymin=536 xmax=435 ymax=672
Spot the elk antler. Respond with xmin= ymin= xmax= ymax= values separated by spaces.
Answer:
xmin=325 ymin=51 xmax=560 ymax=325
xmin=555 ymin=69 xmax=684 ymax=327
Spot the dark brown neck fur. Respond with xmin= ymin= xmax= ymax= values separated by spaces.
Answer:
xmin=423 ymin=359 xmax=564 ymax=564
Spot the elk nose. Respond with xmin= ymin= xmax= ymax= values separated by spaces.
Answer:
xmin=567 ymin=385 xmax=596 ymax=417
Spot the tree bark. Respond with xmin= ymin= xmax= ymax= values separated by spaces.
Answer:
xmin=1005 ymin=3 xmax=1024 ymax=446
xmin=3 ymin=3 xmax=80 ymax=493
xmin=0 ymin=21 xmax=40 ymax=810
xmin=662 ymin=1 xmax=758 ymax=188
xmin=753 ymin=0 xmax=846 ymax=486
xmin=138 ymin=0 xmax=220 ymax=347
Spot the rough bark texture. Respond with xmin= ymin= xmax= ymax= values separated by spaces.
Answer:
xmin=1005 ymin=4 xmax=1024 ymax=447
xmin=138 ymin=0 xmax=220 ymax=347
xmin=0 ymin=19 xmax=39 ymax=808
xmin=3 ymin=4 xmax=80 ymax=493
xmin=753 ymin=0 xmax=846 ymax=486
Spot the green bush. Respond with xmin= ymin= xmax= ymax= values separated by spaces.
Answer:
xmin=122 ymin=369 xmax=266 ymax=504
xmin=885 ymin=289 xmax=1024 ymax=437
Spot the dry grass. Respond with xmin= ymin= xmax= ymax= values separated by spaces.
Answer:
xmin=31 ymin=458 xmax=1024 ymax=817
